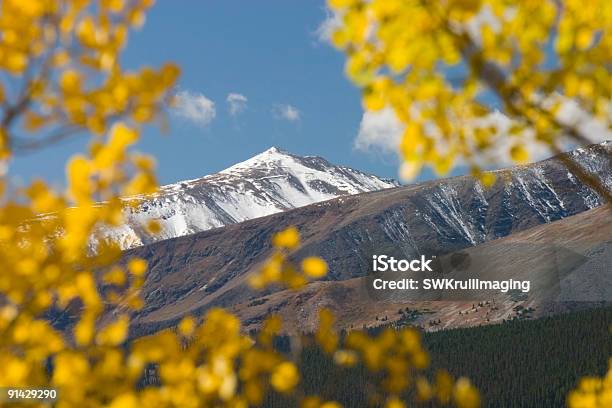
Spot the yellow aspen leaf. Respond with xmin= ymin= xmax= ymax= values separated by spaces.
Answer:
xmin=413 ymin=350 xmax=430 ymax=369
xmin=272 ymin=226 xmax=300 ymax=249
xmin=111 ymin=122 xmax=139 ymax=145
xmin=51 ymin=50 xmax=70 ymax=67
xmin=371 ymin=0 xmax=401 ymax=18
xmin=196 ymin=367 xmax=221 ymax=395
xmin=127 ymin=296 xmax=144 ymax=310
xmin=34 ymin=292 xmax=53 ymax=310
xmin=386 ymin=397 xmax=405 ymax=408
xmin=5 ymin=52 xmax=27 ymax=74
xmin=578 ymin=78 xmax=595 ymax=99
xmin=86 ymin=115 xmax=106 ymax=135
xmin=76 ymin=272 xmax=101 ymax=307
xmin=387 ymin=47 xmax=411 ymax=73
xmin=0 ymin=128 xmax=9 ymax=159
xmin=261 ymin=258 xmax=282 ymax=281
xmin=2 ymin=357 xmax=29 ymax=385
xmin=127 ymin=258 xmax=147 ymax=276
xmin=132 ymin=105 xmax=154 ymax=122
xmin=66 ymin=155 xmax=93 ymax=204
xmin=16 ymin=259 xmax=37 ymax=276
xmin=128 ymin=9 xmax=146 ymax=28
xmin=123 ymin=172 xmax=157 ymax=195
xmin=481 ymin=25 xmax=496 ymax=50
xmin=103 ymin=0 xmax=125 ymax=13
xmin=479 ymin=172 xmax=497 ymax=188
xmin=103 ymin=267 xmax=126 ymax=285
xmin=248 ymin=273 xmax=265 ymax=289
xmin=316 ymin=308 xmax=338 ymax=353
xmin=261 ymin=314 xmax=282 ymax=338
xmin=435 ymin=370 xmax=454 ymax=403
xmin=363 ymin=91 xmax=385 ymax=111
xmin=328 ymin=0 xmax=358 ymax=10
xmin=334 ymin=349 xmax=358 ymax=366
xmin=74 ymin=315 xmax=95 ymax=346
xmin=178 ymin=316 xmax=196 ymax=336
xmin=219 ymin=373 xmax=238 ymax=400
xmin=133 ymin=154 xmax=156 ymax=171
xmin=24 ymin=111 xmax=48 ymax=131
xmin=108 ymin=393 xmax=139 ymax=408
xmin=97 ymin=315 xmax=129 ymax=346
xmin=160 ymin=63 xmax=181 ymax=85
xmin=301 ymin=257 xmax=328 ymax=278
xmin=53 ymin=352 xmax=90 ymax=386
xmin=575 ymin=28 xmax=594 ymax=50
xmin=331 ymin=29 xmax=349 ymax=48
xmin=271 ymin=362 xmax=299 ymax=393
xmin=12 ymin=319 xmax=32 ymax=343
xmin=510 ymin=144 xmax=529 ymax=163
xmin=416 ymin=377 xmax=433 ymax=401
xmin=400 ymin=328 xmax=421 ymax=352
xmin=59 ymin=70 xmax=82 ymax=94
xmin=433 ymin=155 xmax=454 ymax=176
xmin=146 ymin=219 xmax=161 ymax=234
xmin=321 ymin=403 xmax=343 ymax=408
xmin=286 ymin=271 xmax=308 ymax=289
xmin=566 ymin=391 xmax=597 ymax=408
xmin=400 ymin=123 xmax=423 ymax=158
xmin=453 ymin=377 xmax=480 ymax=408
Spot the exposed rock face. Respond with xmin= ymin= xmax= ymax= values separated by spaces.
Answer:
xmin=98 ymin=147 xmax=398 ymax=250
xmin=115 ymin=143 xmax=610 ymax=336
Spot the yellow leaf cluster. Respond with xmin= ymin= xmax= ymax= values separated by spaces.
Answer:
xmin=328 ymin=0 xmax=612 ymax=180
xmin=249 ymin=226 xmax=329 ymax=290
xmin=0 ymin=0 xmax=179 ymax=159
xmin=567 ymin=359 xmax=612 ymax=408
xmin=0 ymin=2 xmax=491 ymax=408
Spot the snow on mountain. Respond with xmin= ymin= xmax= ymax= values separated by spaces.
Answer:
xmin=119 ymin=142 xmax=611 ymax=338
xmin=99 ymin=147 xmax=398 ymax=250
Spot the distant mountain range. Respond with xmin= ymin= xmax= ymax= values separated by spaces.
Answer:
xmin=108 ymin=141 xmax=611 ymax=337
xmin=98 ymin=147 xmax=398 ymax=250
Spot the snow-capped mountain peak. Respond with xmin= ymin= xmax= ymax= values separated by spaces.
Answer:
xmin=100 ymin=147 xmax=398 ymax=250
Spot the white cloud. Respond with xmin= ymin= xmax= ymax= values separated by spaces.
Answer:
xmin=471 ymin=101 xmax=611 ymax=166
xmin=315 ymin=8 xmax=342 ymax=43
xmin=354 ymin=107 xmax=404 ymax=153
xmin=173 ymin=90 xmax=216 ymax=127
xmin=353 ymin=107 xmax=553 ymax=167
xmin=273 ymin=104 xmax=301 ymax=122
xmin=226 ymin=92 xmax=248 ymax=116
xmin=468 ymin=111 xmax=552 ymax=166
xmin=554 ymin=98 xmax=611 ymax=143
xmin=354 ymin=102 xmax=611 ymax=168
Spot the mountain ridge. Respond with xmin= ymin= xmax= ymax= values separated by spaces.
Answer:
xmin=97 ymin=146 xmax=399 ymax=250
xmin=115 ymin=141 xmax=611 ymax=337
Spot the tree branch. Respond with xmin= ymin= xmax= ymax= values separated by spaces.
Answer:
xmin=441 ymin=13 xmax=612 ymax=203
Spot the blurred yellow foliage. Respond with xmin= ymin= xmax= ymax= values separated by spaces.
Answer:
xmin=567 ymin=359 xmax=612 ymax=408
xmin=1 ymin=1 xmax=604 ymax=407
xmin=0 ymin=2 xmax=479 ymax=406
xmin=328 ymin=0 xmax=612 ymax=193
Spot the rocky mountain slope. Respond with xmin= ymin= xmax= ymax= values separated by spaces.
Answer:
xmin=231 ymin=205 xmax=611 ymax=333
xmin=117 ymin=142 xmax=611 ymax=337
xmin=99 ymin=147 xmax=398 ymax=250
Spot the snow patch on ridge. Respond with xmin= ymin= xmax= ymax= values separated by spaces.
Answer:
xmin=98 ymin=147 xmax=398 ymax=250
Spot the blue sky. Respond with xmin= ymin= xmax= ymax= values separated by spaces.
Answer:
xmin=10 ymin=1 xmax=443 ymax=187
xmin=9 ymin=2 xmax=609 ymax=189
